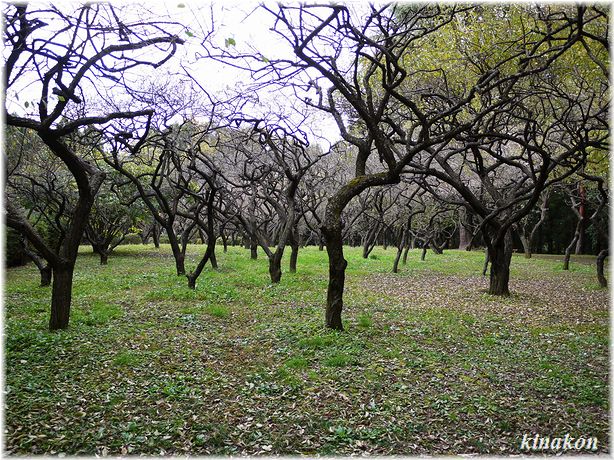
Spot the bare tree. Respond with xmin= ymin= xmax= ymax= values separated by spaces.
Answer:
xmin=4 ymin=4 xmax=183 ymax=329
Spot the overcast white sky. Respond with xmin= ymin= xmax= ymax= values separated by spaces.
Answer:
xmin=4 ymin=1 xmax=349 ymax=147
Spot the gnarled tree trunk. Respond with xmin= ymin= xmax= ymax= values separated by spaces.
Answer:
xmin=289 ymin=232 xmax=299 ymax=273
xmin=322 ymin=222 xmax=346 ymax=330
xmin=487 ymin=230 xmax=513 ymax=296
xmin=49 ymin=263 xmax=75 ymax=330
xmin=596 ymin=249 xmax=608 ymax=288
xmin=269 ymin=251 xmax=284 ymax=283
xmin=168 ymin=231 xmax=186 ymax=276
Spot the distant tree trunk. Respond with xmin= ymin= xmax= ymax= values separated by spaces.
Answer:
xmin=518 ymin=191 xmax=550 ymax=259
xmin=91 ymin=243 xmax=110 ymax=265
xmin=362 ymin=225 xmax=379 ymax=258
xmin=575 ymin=183 xmax=586 ymax=254
xmin=421 ymin=244 xmax=427 ymax=261
xmin=596 ymin=249 xmax=608 ymax=288
xmin=21 ymin=239 xmax=52 ymax=286
xmin=289 ymin=231 xmax=299 ymax=273
xmin=392 ymin=232 xmax=404 ymax=273
xmin=318 ymin=236 xmax=324 ymax=251
xmin=402 ymin=244 xmax=410 ymax=265
xmin=221 ymin=233 xmax=228 ymax=253
xmin=482 ymin=248 xmax=489 ymax=276
xmin=140 ymin=230 xmax=149 ymax=245
xmin=393 ymin=219 xmax=410 ymax=273
xmin=458 ymin=207 xmax=472 ymax=250
xmin=40 ymin=265 xmax=52 ymax=287
xmin=152 ymin=223 xmax=161 ymax=249
xmin=563 ymin=218 xmax=583 ymax=270
xmin=519 ymin=234 xmax=532 ymax=259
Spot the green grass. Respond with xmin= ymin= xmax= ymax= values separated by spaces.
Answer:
xmin=4 ymin=244 xmax=609 ymax=455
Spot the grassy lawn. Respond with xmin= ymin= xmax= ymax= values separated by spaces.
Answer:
xmin=4 ymin=245 xmax=609 ymax=455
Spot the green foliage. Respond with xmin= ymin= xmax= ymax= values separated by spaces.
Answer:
xmin=204 ymin=305 xmax=230 ymax=318
xmin=357 ymin=314 xmax=373 ymax=328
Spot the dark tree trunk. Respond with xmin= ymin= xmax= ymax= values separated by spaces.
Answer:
xmin=49 ymin=264 xmax=74 ymax=330
xmin=99 ymin=251 xmax=108 ymax=265
xmin=392 ymin=246 xmax=402 ymax=273
xmin=22 ymin=240 xmax=53 ymax=287
xmin=322 ymin=224 xmax=346 ymax=330
xmin=563 ymin=219 xmax=583 ymax=271
xmin=362 ymin=226 xmax=379 ymax=258
xmin=40 ymin=265 xmax=52 ymax=287
xmin=168 ymin=231 xmax=185 ymax=276
xmin=250 ymin=235 xmax=258 ymax=260
xmin=402 ymin=244 xmax=410 ymax=265
xmin=210 ymin=246 xmax=218 ymax=269
xmin=222 ymin=233 xmax=228 ymax=253
xmin=458 ymin=226 xmax=471 ymax=250
xmin=431 ymin=240 xmax=443 ymax=254
xmin=392 ymin=223 xmax=408 ymax=273
xmin=318 ymin=237 xmax=324 ymax=251
xmin=187 ymin=249 xmax=211 ymax=289
xmin=519 ymin=234 xmax=532 ymax=259
xmin=596 ymin=249 xmax=608 ymax=288
xmin=152 ymin=223 xmax=161 ymax=248
xmin=289 ymin=243 xmax=299 ymax=273
xmin=487 ymin=231 xmax=513 ymax=296
xmin=421 ymin=245 xmax=427 ymax=261
xmin=458 ymin=207 xmax=472 ymax=251
xmin=268 ymin=252 xmax=283 ymax=283
xmin=482 ymin=248 xmax=489 ymax=276
xmin=575 ymin=183 xmax=586 ymax=254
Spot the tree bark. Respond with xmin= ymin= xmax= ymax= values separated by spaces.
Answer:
xmin=49 ymin=264 xmax=74 ymax=330
xmin=152 ymin=222 xmax=160 ymax=248
xmin=596 ymin=249 xmax=608 ymax=288
xmin=21 ymin=239 xmax=52 ymax=286
xmin=519 ymin=233 xmax=532 ymax=259
xmin=322 ymin=223 xmax=346 ymax=331
xmin=458 ymin=207 xmax=473 ymax=251
xmin=268 ymin=251 xmax=283 ymax=283
xmin=563 ymin=221 xmax=582 ymax=270
xmin=402 ymin=244 xmax=410 ymax=265
xmin=168 ymin=231 xmax=186 ymax=275
xmin=40 ymin=265 xmax=52 ymax=287
xmin=250 ymin=237 xmax=258 ymax=260
xmin=392 ymin=246 xmax=402 ymax=273
xmin=187 ymin=249 xmax=211 ymax=289
xmin=482 ymin=248 xmax=490 ymax=276
xmin=289 ymin=242 xmax=299 ymax=273
xmin=421 ymin=244 xmax=427 ymax=261
xmin=575 ymin=182 xmax=586 ymax=254
xmin=487 ymin=231 xmax=513 ymax=296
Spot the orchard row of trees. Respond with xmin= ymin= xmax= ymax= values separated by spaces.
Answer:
xmin=4 ymin=3 xmax=609 ymax=331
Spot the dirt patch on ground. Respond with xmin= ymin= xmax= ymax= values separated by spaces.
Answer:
xmin=362 ymin=272 xmax=609 ymax=327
